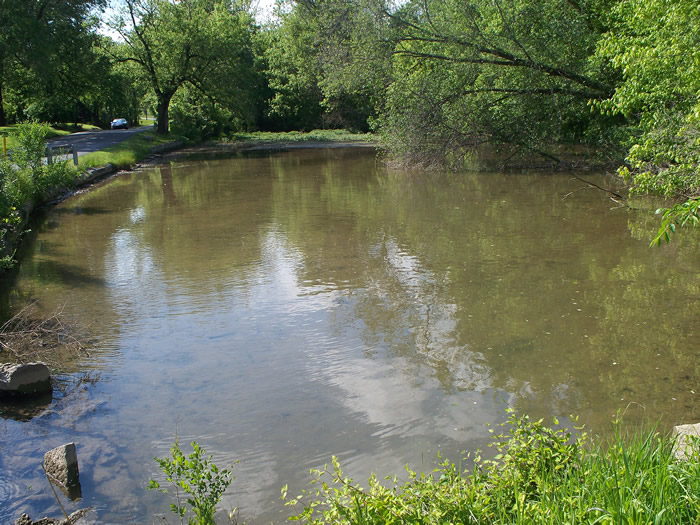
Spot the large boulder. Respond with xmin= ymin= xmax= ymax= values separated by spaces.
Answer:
xmin=671 ymin=423 xmax=700 ymax=461
xmin=0 ymin=362 xmax=51 ymax=396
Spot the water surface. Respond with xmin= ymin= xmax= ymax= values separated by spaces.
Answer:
xmin=0 ymin=147 xmax=697 ymax=523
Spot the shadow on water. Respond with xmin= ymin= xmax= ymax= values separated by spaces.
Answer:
xmin=50 ymin=206 xmax=113 ymax=217
xmin=0 ymin=392 xmax=53 ymax=422
xmin=24 ymin=260 xmax=106 ymax=288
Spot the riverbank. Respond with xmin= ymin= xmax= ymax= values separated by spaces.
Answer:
xmin=284 ymin=411 xmax=700 ymax=524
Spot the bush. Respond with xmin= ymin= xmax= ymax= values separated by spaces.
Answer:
xmin=148 ymin=439 xmax=235 ymax=525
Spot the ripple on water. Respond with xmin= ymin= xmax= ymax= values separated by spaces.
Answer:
xmin=0 ymin=476 xmax=24 ymax=511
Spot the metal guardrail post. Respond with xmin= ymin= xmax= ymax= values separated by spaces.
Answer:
xmin=72 ymin=144 xmax=78 ymax=166
xmin=46 ymin=146 xmax=53 ymax=164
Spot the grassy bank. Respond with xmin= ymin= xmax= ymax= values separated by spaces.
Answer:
xmin=226 ymin=129 xmax=374 ymax=143
xmin=78 ymin=128 xmax=183 ymax=169
xmin=283 ymin=411 xmax=699 ymax=524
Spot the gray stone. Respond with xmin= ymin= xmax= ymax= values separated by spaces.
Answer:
xmin=43 ymin=443 xmax=80 ymax=489
xmin=671 ymin=423 xmax=700 ymax=461
xmin=0 ymin=362 xmax=51 ymax=396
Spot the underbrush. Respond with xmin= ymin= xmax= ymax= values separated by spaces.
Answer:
xmin=0 ymin=123 xmax=78 ymax=267
xmin=284 ymin=410 xmax=700 ymax=524
xmin=0 ymin=302 xmax=92 ymax=368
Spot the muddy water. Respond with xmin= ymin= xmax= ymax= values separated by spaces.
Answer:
xmin=0 ymin=147 xmax=697 ymax=523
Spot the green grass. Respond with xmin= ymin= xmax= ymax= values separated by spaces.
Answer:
xmin=139 ymin=116 xmax=157 ymax=127
xmin=78 ymin=129 xmax=184 ymax=169
xmin=226 ymin=129 xmax=374 ymax=143
xmin=285 ymin=411 xmax=700 ymax=524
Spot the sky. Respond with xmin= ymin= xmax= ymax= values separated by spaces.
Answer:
xmin=100 ymin=0 xmax=279 ymax=30
xmin=254 ymin=0 xmax=277 ymax=22
xmin=98 ymin=0 xmax=279 ymax=41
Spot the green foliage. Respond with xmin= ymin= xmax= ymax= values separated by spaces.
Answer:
xmin=285 ymin=410 xmax=700 ymax=524
xmin=0 ymin=122 xmax=76 ymax=210
xmin=0 ymin=0 xmax=109 ymax=126
xmin=594 ymin=0 xmax=700 ymax=241
xmin=263 ymin=0 xmax=392 ymax=132
xmin=148 ymin=439 xmax=235 ymax=525
xmin=0 ymin=122 xmax=80 ymax=267
xmin=651 ymin=197 xmax=700 ymax=246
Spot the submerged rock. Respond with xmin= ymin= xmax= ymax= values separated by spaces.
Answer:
xmin=672 ymin=422 xmax=700 ymax=461
xmin=0 ymin=362 xmax=51 ymax=396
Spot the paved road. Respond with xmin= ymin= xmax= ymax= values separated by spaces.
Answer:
xmin=47 ymin=125 xmax=152 ymax=157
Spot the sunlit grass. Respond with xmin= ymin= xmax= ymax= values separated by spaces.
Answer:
xmin=79 ymin=130 xmax=183 ymax=169
xmin=227 ymin=129 xmax=374 ymax=143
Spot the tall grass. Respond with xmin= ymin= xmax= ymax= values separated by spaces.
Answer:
xmin=285 ymin=410 xmax=700 ymax=524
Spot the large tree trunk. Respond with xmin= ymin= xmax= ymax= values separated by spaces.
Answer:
xmin=156 ymin=91 xmax=174 ymax=135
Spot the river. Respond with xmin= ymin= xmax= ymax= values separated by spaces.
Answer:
xmin=0 ymin=146 xmax=697 ymax=523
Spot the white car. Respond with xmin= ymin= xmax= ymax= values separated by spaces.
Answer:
xmin=110 ymin=118 xmax=129 ymax=130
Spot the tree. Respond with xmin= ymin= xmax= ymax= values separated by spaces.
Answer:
xmin=111 ymin=0 xmax=256 ymax=134
xmin=0 ymin=0 xmax=106 ymax=125
xmin=376 ymin=0 xmax=620 ymax=167
xmin=263 ymin=0 xmax=392 ymax=131
xmin=594 ymin=0 xmax=699 ymax=241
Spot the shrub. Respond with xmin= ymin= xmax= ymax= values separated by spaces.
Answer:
xmin=148 ymin=439 xmax=235 ymax=525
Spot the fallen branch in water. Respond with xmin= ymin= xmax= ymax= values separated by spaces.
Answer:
xmin=0 ymin=302 xmax=91 ymax=367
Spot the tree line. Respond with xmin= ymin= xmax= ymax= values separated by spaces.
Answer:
xmin=1 ymin=0 xmax=698 ymax=230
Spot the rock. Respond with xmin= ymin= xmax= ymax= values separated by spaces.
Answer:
xmin=0 ymin=362 xmax=51 ymax=396
xmin=14 ymin=509 xmax=89 ymax=525
xmin=43 ymin=443 xmax=80 ymax=491
xmin=671 ymin=423 xmax=700 ymax=461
